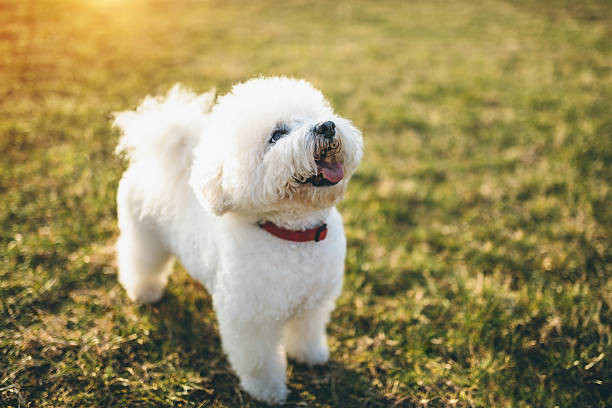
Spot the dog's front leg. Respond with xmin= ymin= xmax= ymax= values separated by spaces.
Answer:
xmin=218 ymin=316 xmax=289 ymax=404
xmin=283 ymin=302 xmax=333 ymax=366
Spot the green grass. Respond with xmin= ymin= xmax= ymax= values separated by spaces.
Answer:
xmin=1 ymin=0 xmax=611 ymax=406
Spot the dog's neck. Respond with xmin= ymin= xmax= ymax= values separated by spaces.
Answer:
xmin=265 ymin=209 xmax=331 ymax=230
xmin=233 ymin=208 xmax=332 ymax=231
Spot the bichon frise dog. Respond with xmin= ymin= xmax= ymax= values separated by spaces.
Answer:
xmin=113 ymin=77 xmax=362 ymax=404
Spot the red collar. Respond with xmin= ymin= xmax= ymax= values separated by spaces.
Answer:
xmin=259 ymin=221 xmax=328 ymax=242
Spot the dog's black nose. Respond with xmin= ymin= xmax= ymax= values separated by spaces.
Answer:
xmin=314 ymin=121 xmax=336 ymax=139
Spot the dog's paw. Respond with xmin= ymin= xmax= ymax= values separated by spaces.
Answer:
xmin=241 ymin=376 xmax=289 ymax=405
xmin=122 ymin=280 xmax=165 ymax=304
xmin=286 ymin=342 xmax=330 ymax=366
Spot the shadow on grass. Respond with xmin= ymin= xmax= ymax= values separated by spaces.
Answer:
xmin=140 ymin=291 xmax=392 ymax=407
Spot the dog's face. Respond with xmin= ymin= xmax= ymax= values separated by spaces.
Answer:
xmin=190 ymin=77 xmax=363 ymax=217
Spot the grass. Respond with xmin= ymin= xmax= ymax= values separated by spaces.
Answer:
xmin=1 ymin=0 xmax=611 ymax=406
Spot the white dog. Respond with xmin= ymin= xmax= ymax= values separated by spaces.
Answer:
xmin=114 ymin=77 xmax=362 ymax=404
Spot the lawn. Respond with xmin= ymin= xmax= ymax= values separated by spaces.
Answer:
xmin=1 ymin=0 xmax=611 ymax=406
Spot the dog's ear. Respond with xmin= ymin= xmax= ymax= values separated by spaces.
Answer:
xmin=190 ymin=150 xmax=233 ymax=216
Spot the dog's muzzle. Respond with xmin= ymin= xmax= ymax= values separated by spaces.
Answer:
xmin=299 ymin=121 xmax=344 ymax=186
xmin=314 ymin=121 xmax=336 ymax=139
xmin=313 ymin=121 xmax=342 ymax=161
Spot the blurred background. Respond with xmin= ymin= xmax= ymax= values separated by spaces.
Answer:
xmin=1 ymin=0 xmax=610 ymax=406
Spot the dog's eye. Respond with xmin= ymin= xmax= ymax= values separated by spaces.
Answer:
xmin=270 ymin=128 xmax=289 ymax=144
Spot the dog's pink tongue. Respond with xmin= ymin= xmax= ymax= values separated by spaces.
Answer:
xmin=316 ymin=161 xmax=344 ymax=183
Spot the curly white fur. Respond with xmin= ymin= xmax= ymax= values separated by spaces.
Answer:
xmin=114 ymin=77 xmax=362 ymax=404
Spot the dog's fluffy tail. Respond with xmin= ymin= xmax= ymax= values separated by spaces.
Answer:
xmin=114 ymin=85 xmax=215 ymax=168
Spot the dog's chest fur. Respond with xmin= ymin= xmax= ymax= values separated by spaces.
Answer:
xmin=157 ymin=193 xmax=347 ymax=323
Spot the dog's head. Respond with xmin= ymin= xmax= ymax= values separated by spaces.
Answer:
xmin=190 ymin=77 xmax=362 ymax=217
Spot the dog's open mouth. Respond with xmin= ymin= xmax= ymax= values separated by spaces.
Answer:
xmin=296 ymin=135 xmax=344 ymax=186
xmin=302 ymin=159 xmax=344 ymax=186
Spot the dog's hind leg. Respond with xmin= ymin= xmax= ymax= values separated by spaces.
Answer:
xmin=116 ymin=220 xmax=174 ymax=304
